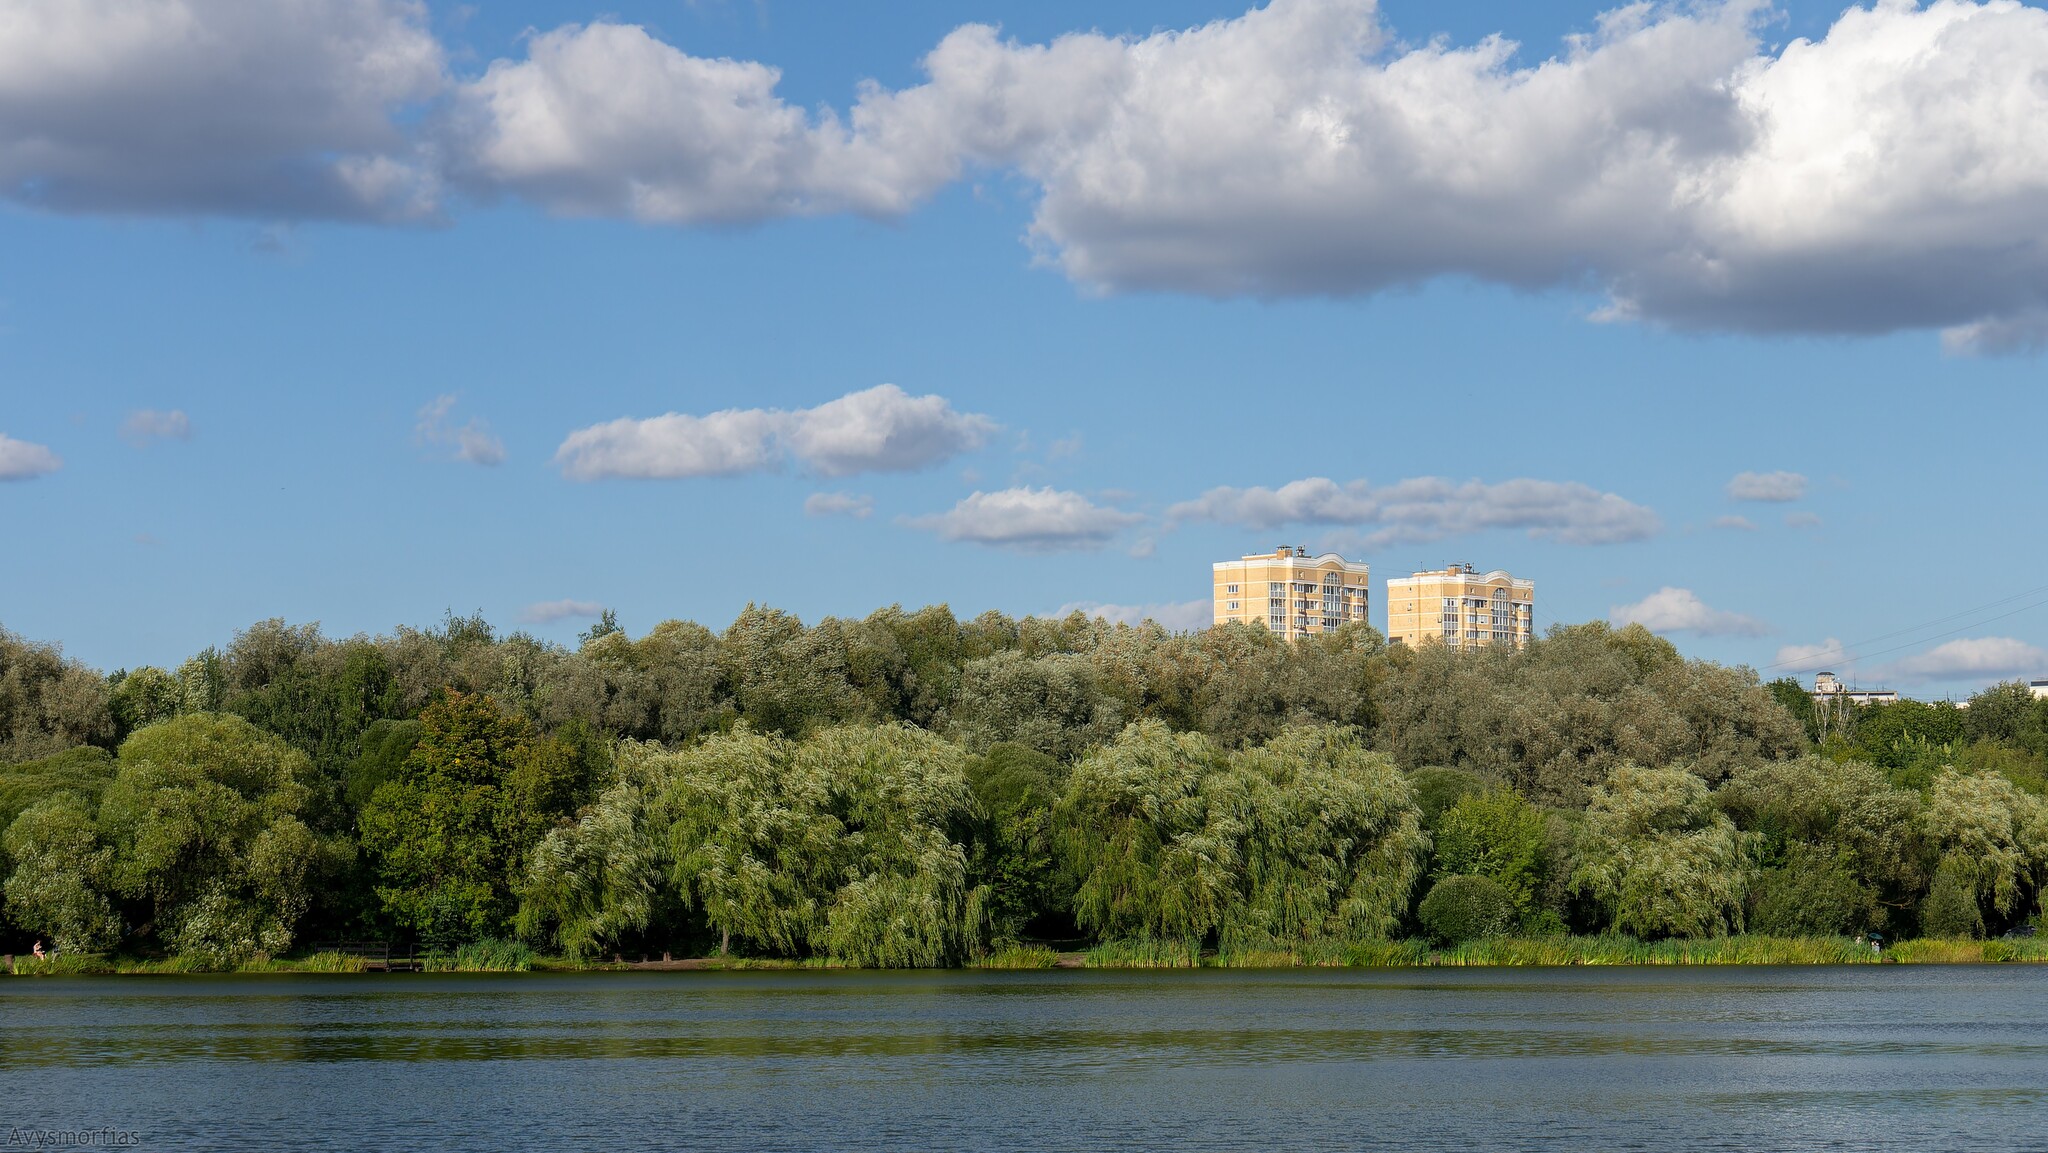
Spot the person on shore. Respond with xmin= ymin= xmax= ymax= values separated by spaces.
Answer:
xmin=32 ymin=940 xmax=45 ymax=961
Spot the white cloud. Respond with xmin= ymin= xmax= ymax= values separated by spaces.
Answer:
xmin=0 ymin=433 xmax=61 ymax=481
xmin=1168 ymin=476 xmax=1659 ymax=547
xmin=1887 ymin=637 xmax=2048 ymax=682
xmin=556 ymin=384 xmax=991 ymax=480
xmin=443 ymin=21 xmax=942 ymax=223
xmin=416 ymin=395 xmax=506 ymax=466
xmin=1774 ymin=638 xmax=1849 ymax=675
xmin=1726 ymin=470 xmax=1807 ymax=502
xmin=907 ymin=487 xmax=1141 ymax=550
xmin=521 ymin=598 xmax=606 ymax=624
xmin=119 ymin=409 xmax=192 ymax=446
xmin=1784 ymin=511 xmax=1823 ymax=529
xmin=1055 ymin=599 xmax=1211 ymax=632
xmin=804 ymin=491 xmax=873 ymax=519
xmin=0 ymin=0 xmax=443 ymax=220
xmin=1609 ymin=587 xmax=1768 ymax=637
xmin=21 ymin=2 xmax=2048 ymax=345
xmin=1711 ymin=515 xmax=1758 ymax=531
xmin=441 ymin=1 xmax=2048 ymax=344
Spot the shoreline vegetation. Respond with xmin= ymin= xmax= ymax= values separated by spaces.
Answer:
xmin=11 ymin=934 xmax=2048 ymax=976
xmin=4 ymin=608 xmax=2046 ymax=973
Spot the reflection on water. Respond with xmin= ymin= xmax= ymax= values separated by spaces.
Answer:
xmin=3 ymin=967 xmax=2044 ymax=1150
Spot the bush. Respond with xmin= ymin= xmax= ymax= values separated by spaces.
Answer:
xmin=1748 ymin=846 xmax=1880 ymax=937
xmin=1418 ymin=875 xmax=1517 ymax=945
xmin=1922 ymin=858 xmax=1987 ymax=939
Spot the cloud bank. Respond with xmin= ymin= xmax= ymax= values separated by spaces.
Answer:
xmin=1886 ymin=636 xmax=2048 ymax=682
xmin=1168 ymin=476 xmax=1660 ymax=547
xmin=0 ymin=0 xmax=442 ymax=221
xmin=13 ymin=1 xmax=2048 ymax=347
xmin=557 ymin=385 xmax=993 ymax=480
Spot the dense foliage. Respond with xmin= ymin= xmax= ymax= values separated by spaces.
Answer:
xmin=3 ymin=609 xmax=2045 ymax=965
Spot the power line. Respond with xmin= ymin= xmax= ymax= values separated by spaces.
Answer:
xmin=1758 ymin=579 xmax=2048 ymax=671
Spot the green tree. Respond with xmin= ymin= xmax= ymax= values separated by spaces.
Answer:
xmin=1747 ymin=844 xmax=1880 ymax=937
xmin=3 ymin=796 xmax=121 ymax=952
xmin=1921 ymin=769 xmax=2048 ymax=934
xmin=660 ymin=724 xmax=986 ymax=965
xmin=1718 ymin=755 xmax=1925 ymax=923
xmin=517 ymin=748 xmax=681 ymax=959
xmin=1570 ymin=764 xmax=1746 ymax=938
xmin=358 ymin=691 xmax=582 ymax=942
xmin=1057 ymin=722 xmax=1424 ymax=947
xmin=0 ymin=625 xmax=114 ymax=762
xmin=1433 ymin=788 xmax=1548 ymax=910
xmin=965 ymin=743 xmax=1066 ymax=943
xmin=96 ymin=714 xmax=329 ymax=964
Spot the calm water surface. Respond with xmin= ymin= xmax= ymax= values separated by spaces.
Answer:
xmin=3 ymin=966 xmax=2044 ymax=1150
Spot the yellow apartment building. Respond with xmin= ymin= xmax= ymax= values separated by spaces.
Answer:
xmin=1386 ymin=564 xmax=1534 ymax=650
xmin=1213 ymin=547 xmax=1371 ymax=640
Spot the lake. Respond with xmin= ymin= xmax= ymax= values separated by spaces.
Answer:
xmin=4 ymin=966 xmax=2044 ymax=1151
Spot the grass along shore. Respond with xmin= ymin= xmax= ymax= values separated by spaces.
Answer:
xmin=10 ymin=934 xmax=2047 ymax=975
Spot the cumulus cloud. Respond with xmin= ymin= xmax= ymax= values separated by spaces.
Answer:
xmin=1774 ymin=638 xmax=1850 ymax=674
xmin=804 ymin=491 xmax=874 ymax=519
xmin=119 ymin=409 xmax=192 ymax=447
xmin=438 ymin=0 xmax=2048 ymax=344
xmin=1726 ymin=470 xmax=1807 ymax=502
xmin=907 ymin=487 xmax=1142 ymax=550
xmin=1712 ymin=515 xmax=1758 ymax=531
xmin=0 ymin=433 xmax=61 ymax=481
xmin=1887 ymin=636 xmax=2048 ymax=682
xmin=24 ymin=1 xmax=2048 ymax=345
xmin=1609 ymin=587 xmax=1768 ymax=637
xmin=521 ymin=599 xmax=606 ymax=625
xmin=1167 ymin=476 xmax=1659 ymax=547
xmin=1054 ymin=599 xmax=1212 ymax=632
xmin=416 ymin=395 xmax=506 ymax=466
xmin=556 ymin=384 xmax=992 ymax=480
xmin=0 ymin=0 xmax=443 ymax=220
xmin=1785 ymin=511 xmax=1824 ymax=529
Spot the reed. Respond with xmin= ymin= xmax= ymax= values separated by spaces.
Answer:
xmin=424 ymin=938 xmax=536 ymax=972
xmin=1082 ymin=939 xmax=1204 ymax=968
xmin=969 ymin=944 xmax=1061 ymax=969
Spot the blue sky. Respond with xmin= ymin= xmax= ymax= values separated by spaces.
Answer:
xmin=2 ymin=0 xmax=2046 ymax=695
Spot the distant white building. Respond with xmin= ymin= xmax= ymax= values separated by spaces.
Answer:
xmin=1812 ymin=672 xmax=1899 ymax=707
xmin=2033 ymin=678 xmax=2048 ymax=701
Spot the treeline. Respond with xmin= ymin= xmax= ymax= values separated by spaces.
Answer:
xmin=1 ymin=606 xmax=2044 ymax=966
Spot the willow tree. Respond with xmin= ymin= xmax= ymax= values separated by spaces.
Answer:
xmin=1225 ymin=726 xmax=1426 ymax=947
xmin=1057 ymin=722 xmax=1424 ymax=947
xmin=663 ymin=724 xmax=985 ymax=966
xmin=518 ymin=777 xmax=676 ymax=958
xmin=1922 ymin=769 xmax=2048 ymax=934
xmin=1570 ymin=764 xmax=1746 ymax=939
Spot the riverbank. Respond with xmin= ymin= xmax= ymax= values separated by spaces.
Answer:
xmin=9 ymin=934 xmax=2047 ymax=975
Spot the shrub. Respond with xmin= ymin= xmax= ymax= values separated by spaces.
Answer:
xmin=1748 ymin=846 xmax=1880 ymax=937
xmin=1418 ymin=875 xmax=1517 ymax=945
xmin=1922 ymin=857 xmax=1987 ymax=939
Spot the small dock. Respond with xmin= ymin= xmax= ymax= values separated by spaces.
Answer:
xmin=318 ymin=940 xmax=421 ymax=972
